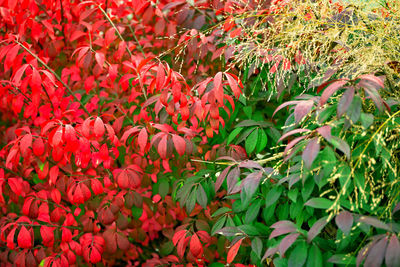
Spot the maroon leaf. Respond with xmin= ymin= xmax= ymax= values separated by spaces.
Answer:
xmin=316 ymin=125 xmax=332 ymax=140
xmin=226 ymin=167 xmax=240 ymax=194
xmin=262 ymin=246 xmax=278 ymax=262
xmin=284 ymin=135 xmax=308 ymax=156
xmin=335 ymin=211 xmax=353 ymax=235
xmin=319 ymin=80 xmax=348 ymax=106
xmin=279 ymin=233 xmax=300 ymax=256
xmin=278 ymin=129 xmax=310 ymax=143
xmin=364 ymin=237 xmax=388 ymax=267
xmin=302 ymin=137 xmax=320 ymax=169
xmin=215 ymin=166 xmax=231 ymax=192
xmin=307 ymin=216 xmax=329 ymax=242
xmin=358 ymin=74 xmax=384 ymax=88
xmin=385 ymin=235 xmax=400 ymax=267
xmin=294 ymin=100 xmax=314 ymax=123
xmin=273 ymin=101 xmax=301 ymax=117
xmin=337 ymin=87 xmax=355 ymax=117
xmin=358 ymin=216 xmax=391 ymax=231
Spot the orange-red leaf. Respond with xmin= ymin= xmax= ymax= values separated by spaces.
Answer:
xmin=227 ymin=238 xmax=243 ymax=264
xmin=190 ymin=233 xmax=203 ymax=258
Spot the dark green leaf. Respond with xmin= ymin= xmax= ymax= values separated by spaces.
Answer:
xmin=305 ymin=198 xmax=333 ymax=209
xmin=245 ymin=128 xmax=259 ymax=154
xmin=197 ymin=184 xmax=208 ymax=209
xmin=288 ymin=241 xmax=308 ymax=267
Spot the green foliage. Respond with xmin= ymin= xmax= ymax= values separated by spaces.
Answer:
xmin=179 ymin=0 xmax=400 ymax=266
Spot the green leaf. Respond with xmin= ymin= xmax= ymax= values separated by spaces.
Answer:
xmin=212 ymin=207 xmax=232 ymax=218
xmin=305 ymin=198 xmax=333 ymax=209
xmin=186 ymin=189 xmax=196 ymax=214
xmin=211 ymin=216 xmax=227 ymax=235
xmin=288 ymin=188 xmax=298 ymax=203
xmin=197 ymin=184 xmax=208 ymax=209
xmin=158 ymin=178 xmax=169 ymax=198
xmin=160 ymin=241 xmax=174 ymax=256
xmin=228 ymin=127 xmax=243 ymax=145
xmin=360 ymin=113 xmax=374 ymax=129
xmin=288 ymin=242 xmax=308 ymax=267
xmin=256 ymin=129 xmax=268 ymax=153
xmin=265 ymin=186 xmax=283 ymax=208
xmin=243 ymin=106 xmax=253 ymax=119
xmin=251 ymin=237 xmax=263 ymax=258
xmin=306 ymin=245 xmax=323 ymax=267
xmin=245 ymin=199 xmax=262 ymax=224
xmin=245 ymin=128 xmax=259 ymax=154
xmin=132 ymin=206 xmax=143 ymax=220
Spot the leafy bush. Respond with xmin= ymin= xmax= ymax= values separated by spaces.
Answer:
xmin=1 ymin=0 xmax=400 ymax=266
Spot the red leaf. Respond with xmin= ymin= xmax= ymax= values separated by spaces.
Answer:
xmin=227 ymin=238 xmax=243 ymax=264
xmin=13 ymin=64 xmax=29 ymax=85
xmin=156 ymin=63 xmax=165 ymax=90
xmin=364 ymin=237 xmax=388 ymax=267
xmin=225 ymin=72 xmax=242 ymax=98
xmin=91 ymin=179 xmax=104 ymax=195
xmin=32 ymin=137 xmax=45 ymax=156
xmin=214 ymin=72 xmax=223 ymax=105
xmin=52 ymin=126 xmax=63 ymax=147
xmin=189 ymin=233 xmax=203 ymax=258
xmin=172 ymin=230 xmax=187 ymax=246
xmin=90 ymin=247 xmax=101 ymax=263
xmin=172 ymin=135 xmax=186 ymax=156
xmin=8 ymin=178 xmax=22 ymax=196
xmin=94 ymin=117 xmax=105 ymax=138
xmin=49 ymin=166 xmax=59 ymax=185
xmin=40 ymin=226 xmax=54 ymax=247
xmin=138 ymin=127 xmax=148 ymax=155
xmin=273 ymin=101 xmax=301 ymax=117
xmin=50 ymin=189 xmax=61 ymax=204
xmin=95 ymin=52 xmax=105 ymax=69
xmin=17 ymin=226 xmax=32 ymax=249
xmin=20 ymin=134 xmax=32 ymax=157
xmin=7 ymin=227 xmax=16 ymax=249
xmin=157 ymin=135 xmax=167 ymax=159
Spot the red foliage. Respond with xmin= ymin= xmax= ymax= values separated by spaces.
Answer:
xmin=0 ymin=0 xmax=249 ymax=265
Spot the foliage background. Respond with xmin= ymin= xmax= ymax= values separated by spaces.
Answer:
xmin=0 ymin=0 xmax=400 ymax=266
